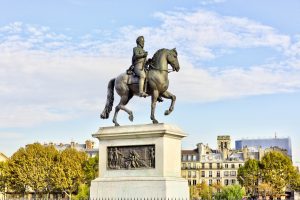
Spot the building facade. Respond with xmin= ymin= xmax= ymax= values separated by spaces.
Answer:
xmin=44 ymin=140 xmax=98 ymax=157
xmin=181 ymin=135 xmax=289 ymax=186
xmin=181 ymin=136 xmax=244 ymax=186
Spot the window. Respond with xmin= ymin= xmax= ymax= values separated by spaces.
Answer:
xmin=209 ymin=171 xmax=212 ymax=177
xmin=182 ymin=155 xmax=187 ymax=161
xmin=188 ymin=180 xmax=191 ymax=186
xmin=217 ymin=163 xmax=221 ymax=169
xmin=188 ymin=163 xmax=191 ymax=169
xmin=230 ymin=171 xmax=236 ymax=176
xmin=192 ymin=155 xmax=197 ymax=161
xmin=209 ymin=179 xmax=213 ymax=186
xmin=188 ymin=171 xmax=191 ymax=178
xmin=224 ymin=171 xmax=229 ymax=177
xmin=224 ymin=142 xmax=227 ymax=149
xmin=225 ymin=164 xmax=228 ymax=168
xmin=231 ymin=164 xmax=235 ymax=168
xmin=192 ymin=171 xmax=196 ymax=178
xmin=188 ymin=155 xmax=192 ymax=161
xmin=239 ymin=164 xmax=242 ymax=168
xmin=216 ymin=179 xmax=221 ymax=184
xmin=192 ymin=163 xmax=196 ymax=169
xmin=224 ymin=179 xmax=229 ymax=186
xmin=182 ymin=163 xmax=186 ymax=169
xmin=201 ymin=171 xmax=205 ymax=177
xmin=193 ymin=180 xmax=197 ymax=185
xmin=232 ymin=179 xmax=236 ymax=184
xmin=202 ymin=163 xmax=205 ymax=169
xmin=217 ymin=171 xmax=220 ymax=177
xmin=209 ymin=163 xmax=212 ymax=169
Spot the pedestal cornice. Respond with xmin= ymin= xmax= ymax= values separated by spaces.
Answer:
xmin=93 ymin=123 xmax=187 ymax=140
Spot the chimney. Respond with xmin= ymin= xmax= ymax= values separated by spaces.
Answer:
xmin=85 ymin=140 xmax=94 ymax=149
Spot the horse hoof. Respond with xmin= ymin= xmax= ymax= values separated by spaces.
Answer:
xmin=114 ymin=122 xmax=120 ymax=126
xmin=164 ymin=110 xmax=170 ymax=115
xmin=152 ymin=119 xmax=159 ymax=124
xmin=129 ymin=115 xmax=134 ymax=122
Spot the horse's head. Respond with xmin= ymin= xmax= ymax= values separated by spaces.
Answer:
xmin=167 ymin=48 xmax=180 ymax=72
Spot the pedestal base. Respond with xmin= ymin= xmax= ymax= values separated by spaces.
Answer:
xmin=90 ymin=177 xmax=189 ymax=199
xmin=90 ymin=124 xmax=189 ymax=200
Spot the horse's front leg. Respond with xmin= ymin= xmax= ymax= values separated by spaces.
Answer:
xmin=161 ymin=90 xmax=176 ymax=116
xmin=150 ymin=90 xmax=159 ymax=124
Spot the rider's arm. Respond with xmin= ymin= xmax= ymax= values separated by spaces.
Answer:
xmin=133 ymin=47 xmax=147 ymax=59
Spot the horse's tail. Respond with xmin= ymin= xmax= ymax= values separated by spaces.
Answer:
xmin=100 ymin=78 xmax=115 ymax=119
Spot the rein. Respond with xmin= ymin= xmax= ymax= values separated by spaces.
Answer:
xmin=148 ymin=64 xmax=175 ymax=73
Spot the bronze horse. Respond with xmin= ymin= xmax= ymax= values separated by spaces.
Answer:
xmin=100 ymin=48 xmax=180 ymax=126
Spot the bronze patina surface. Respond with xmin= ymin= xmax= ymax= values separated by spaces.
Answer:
xmin=107 ymin=145 xmax=155 ymax=170
xmin=100 ymin=36 xmax=180 ymax=126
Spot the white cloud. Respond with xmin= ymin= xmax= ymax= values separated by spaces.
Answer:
xmin=147 ymin=10 xmax=291 ymax=59
xmin=0 ymin=9 xmax=300 ymax=127
xmin=171 ymin=59 xmax=300 ymax=102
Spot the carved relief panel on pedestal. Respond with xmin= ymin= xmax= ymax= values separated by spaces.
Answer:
xmin=107 ymin=145 xmax=155 ymax=170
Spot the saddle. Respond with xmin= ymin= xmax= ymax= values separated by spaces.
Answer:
xmin=127 ymin=74 xmax=140 ymax=85
xmin=126 ymin=59 xmax=152 ymax=84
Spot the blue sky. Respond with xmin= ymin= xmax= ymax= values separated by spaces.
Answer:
xmin=0 ymin=0 xmax=299 ymax=166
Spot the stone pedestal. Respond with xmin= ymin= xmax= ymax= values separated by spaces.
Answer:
xmin=90 ymin=123 xmax=189 ymax=199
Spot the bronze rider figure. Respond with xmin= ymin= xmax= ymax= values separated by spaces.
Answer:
xmin=132 ymin=36 xmax=148 ymax=97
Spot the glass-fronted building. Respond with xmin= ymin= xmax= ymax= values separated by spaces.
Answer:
xmin=235 ymin=137 xmax=292 ymax=157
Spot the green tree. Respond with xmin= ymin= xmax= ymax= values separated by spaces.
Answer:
xmin=53 ymin=148 xmax=87 ymax=199
xmin=6 ymin=143 xmax=60 ymax=199
xmin=258 ymin=182 xmax=274 ymax=199
xmin=260 ymin=151 xmax=295 ymax=198
xmin=0 ymin=161 xmax=8 ymax=195
xmin=214 ymin=185 xmax=246 ymax=200
xmin=83 ymin=154 xmax=98 ymax=186
xmin=198 ymin=182 xmax=213 ymax=200
xmin=290 ymin=167 xmax=300 ymax=191
xmin=72 ymin=183 xmax=89 ymax=200
xmin=237 ymin=159 xmax=260 ymax=198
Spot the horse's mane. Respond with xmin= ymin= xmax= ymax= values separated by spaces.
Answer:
xmin=151 ymin=48 xmax=167 ymax=62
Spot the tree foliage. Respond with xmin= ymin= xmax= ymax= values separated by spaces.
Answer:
xmin=191 ymin=183 xmax=245 ymax=200
xmin=290 ymin=168 xmax=300 ymax=191
xmin=0 ymin=161 xmax=8 ymax=194
xmin=238 ymin=151 xmax=300 ymax=199
xmin=72 ymin=183 xmax=89 ymax=200
xmin=6 ymin=143 xmax=60 ymax=196
xmin=3 ymin=143 xmax=92 ymax=199
xmin=237 ymin=159 xmax=259 ymax=197
xmin=52 ymin=147 xmax=87 ymax=199
xmin=83 ymin=154 xmax=99 ymax=186
xmin=214 ymin=185 xmax=245 ymax=200
xmin=260 ymin=151 xmax=296 ymax=197
xmin=258 ymin=182 xmax=274 ymax=198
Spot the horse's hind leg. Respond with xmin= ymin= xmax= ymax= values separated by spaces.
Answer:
xmin=119 ymin=93 xmax=134 ymax=121
xmin=112 ymin=94 xmax=133 ymax=126
xmin=161 ymin=90 xmax=176 ymax=116
xmin=112 ymin=106 xmax=121 ymax=126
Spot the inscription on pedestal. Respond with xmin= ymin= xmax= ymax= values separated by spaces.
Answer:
xmin=107 ymin=145 xmax=155 ymax=170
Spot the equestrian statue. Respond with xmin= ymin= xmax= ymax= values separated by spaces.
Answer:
xmin=100 ymin=36 xmax=180 ymax=126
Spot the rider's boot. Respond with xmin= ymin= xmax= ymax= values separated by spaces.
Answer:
xmin=139 ymin=77 xmax=148 ymax=97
